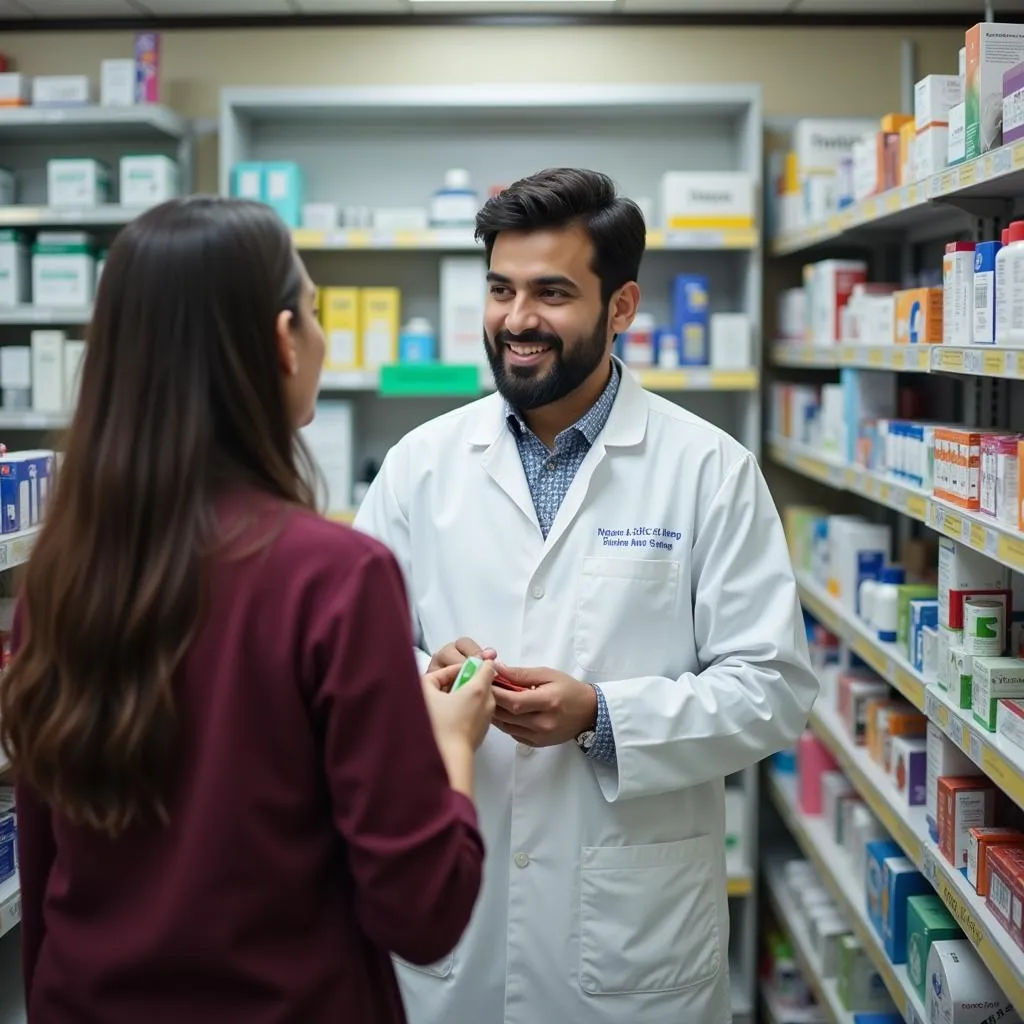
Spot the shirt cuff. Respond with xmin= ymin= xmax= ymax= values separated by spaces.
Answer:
xmin=585 ymin=684 xmax=617 ymax=764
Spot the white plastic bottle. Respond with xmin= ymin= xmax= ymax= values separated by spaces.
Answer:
xmin=1006 ymin=220 xmax=1024 ymax=346
xmin=995 ymin=228 xmax=1010 ymax=343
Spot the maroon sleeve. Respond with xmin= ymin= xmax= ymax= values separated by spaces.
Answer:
xmin=308 ymin=541 xmax=484 ymax=965
xmin=9 ymin=605 xmax=56 ymax=1004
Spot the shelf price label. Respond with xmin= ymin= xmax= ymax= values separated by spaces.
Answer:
xmin=1016 ymin=351 xmax=1024 ymax=379
xmin=959 ymin=162 xmax=978 ymax=188
xmin=868 ymin=348 xmax=884 ymax=366
xmin=1014 ymin=141 xmax=1024 ymax=171
xmin=949 ymin=714 xmax=966 ymax=750
xmin=906 ymin=493 xmax=928 ymax=521
xmin=940 ymin=171 xmax=956 ymax=194
xmin=969 ymin=522 xmax=989 ymax=552
xmin=926 ymin=688 xmax=951 ymax=731
xmin=936 ymin=348 xmax=965 ymax=372
xmin=968 ymin=730 xmax=983 ymax=765
xmin=0 ymin=895 xmax=21 ymax=936
xmin=983 ymin=154 xmax=996 ymax=180
xmin=931 ymin=857 xmax=987 ymax=950
xmin=963 ymin=348 xmax=984 ymax=374
xmin=981 ymin=747 xmax=1024 ymax=809
xmin=885 ymin=191 xmax=901 ymax=213
xmin=0 ymin=543 xmax=10 ymax=570
xmin=891 ymin=349 xmax=906 ymax=369
xmin=983 ymin=350 xmax=1007 ymax=376
xmin=996 ymin=533 xmax=1024 ymax=571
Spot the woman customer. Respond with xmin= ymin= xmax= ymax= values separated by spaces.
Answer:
xmin=0 ymin=195 xmax=493 ymax=1023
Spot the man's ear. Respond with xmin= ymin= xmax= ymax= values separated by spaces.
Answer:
xmin=609 ymin=282 xmax=641 ymax=336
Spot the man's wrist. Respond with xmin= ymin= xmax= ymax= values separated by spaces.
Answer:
xmin=576 ymin=680 xmax=599 ymax=734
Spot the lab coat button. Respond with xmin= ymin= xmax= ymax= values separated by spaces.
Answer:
xmin=514 ymin=852 xmax=530 ymax=868
xmin=517 ymin=743 xmax=533 ymax=756
xmin=530 ymin=583 xmax=545 ymax=599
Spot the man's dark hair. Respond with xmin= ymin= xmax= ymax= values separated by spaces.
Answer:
xmin=474 ymin=168 xmax=646 ymax=303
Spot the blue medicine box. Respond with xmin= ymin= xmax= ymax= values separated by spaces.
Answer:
xmin=865 ymin=839 xmax=902 ymax=933
xmin=0 ymin=452 xmax=50 ymax=534
xmin=881 ymin=856 xmax=930 ymax=963
xmin=853 ymin=1016 xmax=903 ymax=1024
xmin=671 ymin=274 xmax=709 ymax=365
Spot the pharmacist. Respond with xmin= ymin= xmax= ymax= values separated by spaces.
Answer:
xmin=355 ymin=167 xmax=818 ymax=1024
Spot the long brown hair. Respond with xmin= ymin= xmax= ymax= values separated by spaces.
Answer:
xmin=0 ymin=196 xmax=317 ymax=835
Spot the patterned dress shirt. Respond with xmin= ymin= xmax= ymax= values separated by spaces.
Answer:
xmin=504 ymin=363 xmax=621 ymax=764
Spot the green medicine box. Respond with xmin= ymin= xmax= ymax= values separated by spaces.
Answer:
xmin=905 ymin=894 xmax=962 ymax=998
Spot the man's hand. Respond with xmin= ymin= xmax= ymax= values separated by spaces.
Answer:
xmin=428 ymin=637 xmax=497 ymax=673
xmin=491 ymin=665 xmax=598 ymax=748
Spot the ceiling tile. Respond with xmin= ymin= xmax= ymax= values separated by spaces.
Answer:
xmin=623 ymin=0 xmax=789 ymax=8
xmin=794 ymin=0 xmax=1024 ymax=10
xmin=17 ymin=0 xmax=138 ymax=12
xmin=295 ymin=0 xmax=407 ymax=9
xmin=139 ymin=0 xmax=294 ymax=13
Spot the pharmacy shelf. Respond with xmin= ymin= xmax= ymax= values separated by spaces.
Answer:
xmin=0 ymin=104 xmax=188 ymax=142
xmin=0 ymin=527 xmax=40 ymax=573
xmin=0 ymin=411 xmax=67 ymax=430
xmin=772 ymin=341 xmax=1024 ymax=381
xmin=0 ymin=875 xmax=20 ymax=941
xmin=801 ymin=700 xmax=1024 ymax=1017
xmin=293 ymin=226 xmax=758 ymax=253
xmin=0 ymin=306 xmax=91 ymax=326
xmin=796 ymin=572 xmax=924 ymax=711
xmin=770 ymin=436 xmax=1024 ymax=577
xmin=769 ymin=438 xmax=929 ymax=529
xmin=768 ymin=772 xmax=932 ymax=1024
xmin=322 ymin=366 xmax=760 ymax=395
xmin=0 ymin=205 xmax=147 ymax=228
xmin=796 ymin=570 xmax=1024 ymax=822
xmin=762 ymin=853 xmax=856 ymax=1024
xmin=772 ymin=342 xmax=932 ymax=374
xmin=772 ymin=138 xmax=1024 ymax=257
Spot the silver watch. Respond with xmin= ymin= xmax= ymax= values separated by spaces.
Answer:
xmin=575 ymin=729 xmax=596 ymax=752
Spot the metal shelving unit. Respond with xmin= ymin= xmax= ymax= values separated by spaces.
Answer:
xmin=221 ymin=81 xmax=765 ymax=1020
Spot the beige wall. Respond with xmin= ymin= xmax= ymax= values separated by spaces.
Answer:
xmin=4 ymin=24 xmax=965 ymax=189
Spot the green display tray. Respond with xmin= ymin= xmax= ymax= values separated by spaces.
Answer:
xmin=378 ymin=363 xmax=482 ymax=397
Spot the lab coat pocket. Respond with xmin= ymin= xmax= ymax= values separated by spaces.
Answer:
xmin=578 ymin=835 xmax=720 ymax=996
xmin=393 ymin=951 xmax=454 ymax=979
xmin=575 ymin=557 xmax=680 ymax=675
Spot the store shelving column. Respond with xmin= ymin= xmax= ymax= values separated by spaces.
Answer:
xmin=0 ymin=103 xmax=194 ymax=436
xmin=219 ymin=82 xmax=764 ymax=1021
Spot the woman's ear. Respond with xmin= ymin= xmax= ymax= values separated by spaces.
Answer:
xmin=275 ymin=309 xmax=297 ymax=376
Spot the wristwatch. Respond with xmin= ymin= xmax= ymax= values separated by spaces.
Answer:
xmin=575 ymin=729 xmax=596 ymax=753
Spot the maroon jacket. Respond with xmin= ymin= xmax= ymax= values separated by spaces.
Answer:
xmin=14 ymin=499 xmax=483 ymax=1023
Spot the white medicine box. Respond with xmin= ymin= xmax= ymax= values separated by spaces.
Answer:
xmin=32 ymin=75 xmax=90 ymax=107
xmin=47 ymin=159 xmax=111 ymax=209
xmin=31 ymin=331 xmax=65 ymax=414
xmin=0 ymin=231 xmax=29 ymax=308
xmin=914 ymin=75 xmax=963 ymax=132
xmin=32 ymin=233 xmax=96 ymax=308
xmin=440 ymin=257 xmax=488 ymax=366
xmin=120 ymin=155 xmax=179 ymax=208
xmin=100 ymin=59 xmax=135 ymax=107
xmin=659 ymin=172 xmax=755 ymax=234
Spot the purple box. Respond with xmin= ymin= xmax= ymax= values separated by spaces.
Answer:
xmin=1003 ymin=61 xmax=1024 ymax=145
xmin=892 ymin=736 xmax=926 ymax=806
xmin=135 ymin=31 xmax=160 ymax=104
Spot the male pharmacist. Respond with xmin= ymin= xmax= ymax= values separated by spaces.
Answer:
xmin=354 ymin=166 xmax=818 ymax=1024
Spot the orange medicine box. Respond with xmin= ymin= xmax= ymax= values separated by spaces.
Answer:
xmin=967 ymin=828 xmax=1024 ymax=896
xmin=938 ymin=776 xmax=996 ymax=869
xmin=934 ymin=427 xmax=1013 ymax=510
xmin=895 ymin=287 xmax=943 ymax=344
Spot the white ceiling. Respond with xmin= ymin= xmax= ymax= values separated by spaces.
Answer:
xmin=1 ymin=0 xmax=1022 ymax=16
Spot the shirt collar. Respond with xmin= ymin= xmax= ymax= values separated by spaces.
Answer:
xmin=505 ymin=360 xmax=621 ymax=448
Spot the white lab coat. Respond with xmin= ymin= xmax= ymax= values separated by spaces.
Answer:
xmin=354 ymin=361 xmax=818 ymax=1024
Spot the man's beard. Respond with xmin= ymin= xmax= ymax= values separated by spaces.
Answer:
xmin=485 ymin=309 xmax=608 ymax=412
